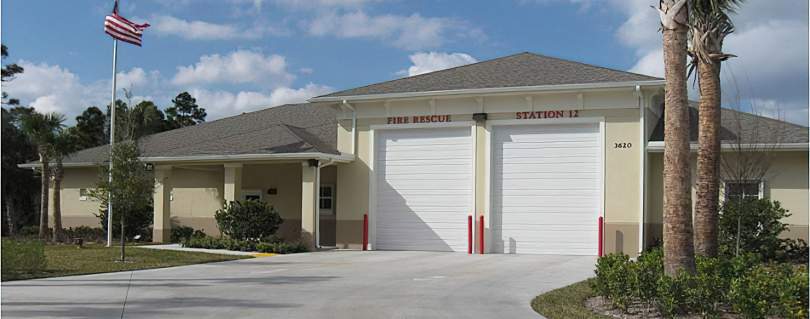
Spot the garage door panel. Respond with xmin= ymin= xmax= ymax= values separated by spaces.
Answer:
xmin=375 ymin=127 xmax=472 ymax=252
xmin=493 ymin=123 xmax=600 ymax=255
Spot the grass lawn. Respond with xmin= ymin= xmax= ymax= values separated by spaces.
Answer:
xmin=531 ymin=279 xmax=610 ymax=319
xmin=2 ymin=243 xmax=251 ymax=281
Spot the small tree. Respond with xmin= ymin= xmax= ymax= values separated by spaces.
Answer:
xmin=50 ymin=129 xmax=79 ymax=242
xmin=90 ymin=141 xmax=153 ymax=261
xmin=20 ymin=111 xmax=64 ymax=239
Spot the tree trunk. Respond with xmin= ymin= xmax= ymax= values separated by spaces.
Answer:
xmin=661 ymin=1 xmax=696 ymax=275
xmin=694 ymin=60 xmax=722 ymax=257
xmin=5 ymin=197 xmax=14 ymax=236
xmin=120 ymin=211 xmax=126 ymax=262
xmin=52 ymin=161 xmax=64 ymax=243
xmin=38 ymin=151 xmax=50 ymax=240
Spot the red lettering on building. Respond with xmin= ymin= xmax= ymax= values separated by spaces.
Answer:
xmin=515 ymin=110 xmax=580 ymax=120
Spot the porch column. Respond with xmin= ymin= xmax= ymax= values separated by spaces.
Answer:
xmin=224 ymin=163 xmax=243 ymax=203
xmin=301 ymin=161 xmax=318 ymax=250
xmin=152 ymin=165 xmax=172 ymax=243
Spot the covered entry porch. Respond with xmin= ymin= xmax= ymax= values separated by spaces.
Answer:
xmin=151 ymin=157 xmax=345 ymax=249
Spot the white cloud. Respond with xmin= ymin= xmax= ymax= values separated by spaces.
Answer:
xmin=306 ymin=11 xmax=481 ymax=50
xmin=275 ymin=0 xmax=380 ymax=10
xmin=172 ymin=50 xmax=295 ymax=87
xmin=603 ymin=0 xmax=809 ymax=125
xmin=151 ymin=15 xmax=251 ymax=40
xmin=1 ymin=61 xmax=153 ymax=120
xmin=190 ymin=83 xmax=333 ymax=119
xmin=399 ymin=52 xmax=477 ymax=76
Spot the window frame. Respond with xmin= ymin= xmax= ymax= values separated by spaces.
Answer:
xmin=722 ymin=180 xmax=765 ymax=202
xmin=319 ymin=184 xmax=335 ymax=215
xmin=241 ymin=189 xmax=263 ymax=202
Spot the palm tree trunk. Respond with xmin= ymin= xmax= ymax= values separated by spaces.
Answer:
xmin=38 ymin=152 xmax=50 ymax=240
xmin=52 ymin=161 xmax=64 ymax=243
xmin=694 ymin=60 xmax=722 ymax=257
xmin=661 ymin=0 xmax=696 ymax=276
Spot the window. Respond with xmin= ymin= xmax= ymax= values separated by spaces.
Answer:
xmin=319 ymin=185 xmax=334 ymax=215
xmin=724 ymin=180 xmax=763 ymax=201
xmin=79 ymin=189 xmax=89 ymax=201
xmin=241 ymin=189 xmax=262 ymax=202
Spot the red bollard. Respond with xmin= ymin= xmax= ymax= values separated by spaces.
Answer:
xmin=598 ymin=216 xmax=604 ymax=257
xmin=362 ymin=213 xmax=368 ymax=251
xmin=479 ymin=215 xmax=485 ymax=255
xmin=467 ymin=215 xmax=473 ymax=254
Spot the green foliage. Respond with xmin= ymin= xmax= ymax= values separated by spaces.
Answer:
xmin=591 ymin=253 xmax=633 ymax=310
xmin=720 ymin=198 xmax=806 ymax=263
xmin=1 ymin=107 xmax=39 ymax=234
xmin=215 ymin=200 xmax=283 ymax=241
xmin=170 ymin=225 xmax=206 ymax=243
xmin=1 ymin=239 xmax=47 ymax=274
xmin=165 ymin=92 xmax=206 ymax=129
xmin=129 ymin=101 xmax=168 ymax=139
xmin=729 ymin=264 xmax=809 ymax=319
xmin=182 ymin=236 xmax=308 ymax=254
xmin=89 ymin=141 xmax=155 ymax=240
xmin=73 ymin=106 xmax=106 ymax=149
xmin=61 ymin=226 xmax=107 ymax=242
xmin=593 ymin=250 xmax=808 ymax=318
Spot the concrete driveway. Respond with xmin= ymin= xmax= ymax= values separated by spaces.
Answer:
xmin=2 ymin=251 xmax=595 ymax=318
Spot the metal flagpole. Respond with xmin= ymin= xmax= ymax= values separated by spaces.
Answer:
xmin=107 ymin=38 xmax=118 ymax=247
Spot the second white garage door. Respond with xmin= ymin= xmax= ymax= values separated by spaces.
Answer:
xmin=375 ymin=126 xmax=473 ymax=252
xmin=492 ymin=123 xmax=601 ymax=255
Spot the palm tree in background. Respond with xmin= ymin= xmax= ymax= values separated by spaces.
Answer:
xmin=690 ymin=0 xmax=743 ymax=257
xmin=50 ymin=129 xmax=79 ymax=242
xmin=657 ymin=0 xmax=696 ymax=275
xmin=20 ymin=112 xmax=65 ymax=239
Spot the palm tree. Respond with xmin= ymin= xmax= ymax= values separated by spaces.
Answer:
xmin=20 ymin=112 xmax=65 ymax=239
xmin=690 ymin=0 xmax=742 ymax=257
xmin=657 ymin=0 xmax=696 ymax=275
xmin=50 ymin=129 xmax=79 ymax=242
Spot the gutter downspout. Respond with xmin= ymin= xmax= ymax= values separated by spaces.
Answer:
xmin=636 ymin=85 xmax=646 ymax=254
xmin=342 ymin=100 xmax=357 ymax=156
xmin=314 ymin=159 xmax=335 ymax=249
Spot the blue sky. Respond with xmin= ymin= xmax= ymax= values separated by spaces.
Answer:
xmin=3 ymin=0 xmax=808 ymax=125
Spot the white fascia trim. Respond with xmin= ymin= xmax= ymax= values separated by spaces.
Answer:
xmin=142 ymin=152 xmax=355 ymax=163
xmin=18 ymin=162 xmax=99 ymax=169
xmin=309 ymin=80 xmax=666 ymax=103
xmin=17 ymin=152 xmax=355 ymax=169
xmin=646 ymin=141 xmax=809 ymax=152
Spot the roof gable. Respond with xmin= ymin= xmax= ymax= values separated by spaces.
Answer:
xmin=318 ymin=52 xmax=662 ymax=98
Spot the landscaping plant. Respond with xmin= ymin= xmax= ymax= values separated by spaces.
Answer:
xmin=214 ymin=200 xmax=283 ymax=241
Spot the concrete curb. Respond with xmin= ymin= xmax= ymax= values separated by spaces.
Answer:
xmin=135 ymin=244 xmax=274 ymax=257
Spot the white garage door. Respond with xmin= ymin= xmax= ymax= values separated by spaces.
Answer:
xmin=492 ymin=123 xmax=601 ymax=255
xmin=375 ymin=127 xmax=473 ymax=252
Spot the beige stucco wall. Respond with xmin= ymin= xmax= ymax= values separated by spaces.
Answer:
xmin=333 ymin=89 xmax=656 ymax=254
xmin=169 ymin=165 xmax=224 ymax=235
xmin=52 ymin=167 xmax=107 ymax=228
xmin=645 ymin=150 xmax=809 ymax=245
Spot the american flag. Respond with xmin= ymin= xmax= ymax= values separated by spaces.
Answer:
xmin=104 ymin=1 xmax=149 ymax=46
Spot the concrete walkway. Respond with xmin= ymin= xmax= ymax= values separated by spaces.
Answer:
xmin=1 ymin=251 xmax=595 ymax=318
xmin=135 ymin=244 xmax=270 ymax=256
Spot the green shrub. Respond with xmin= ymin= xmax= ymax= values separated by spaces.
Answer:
xmin=215 ymin=200 xmax=283 ymax=240
xmin=631 ymin=248 xmax=663 ymax=305
xmin=1 ymin=239 xmax=47 ymax=274
xmin=62 ymin=226 xmax=106 ymax=242
xmin=729 ymin=263 xmax=808 ymax=319
xmin=719 ymin=198 xmax=792 ymax=261
xmin=591 ymin=253 xmax=633 ymax=310
xmin=170 ymin=225 xmax=195 ymax=243
xmin=182 ymin=236 xmax=307 ymax=254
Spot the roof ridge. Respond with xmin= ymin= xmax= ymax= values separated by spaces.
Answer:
xmin=524 ymin=52 xmax=662 ymax=80
xmin=721 ymin=107 xmax=809 ymax=129
xmin=316 ymin=52 xmax=533 ymax=98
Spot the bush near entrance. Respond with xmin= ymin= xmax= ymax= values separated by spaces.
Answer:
xmin=182 ymin=236 xmax=308 ymax=254
xmin=215 ymin=200 xmax=282 ymax=240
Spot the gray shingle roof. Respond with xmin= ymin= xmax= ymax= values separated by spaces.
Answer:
xmin=649 ymin=102 xmax=808 ymax=144
xmin=317 ymin=52 xmax=662 ymax=98
xmin=57 ymin=103 xmax=338 ymax=165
